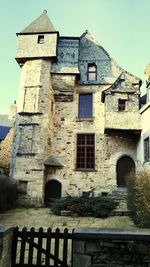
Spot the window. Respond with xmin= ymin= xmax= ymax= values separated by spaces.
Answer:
xmin=76 ymin=134 xmax=95 ymax=170
xmin=87 ymin=63 xmax=97 ymax=81
xmin=18 ymin=181 xmax=27 ymax=194
xmin=144 ymin=137 xmax=150 ymax=161
xmin=37 ymin=35 xmax=44 ymax=44
xmin=78 ymin=94 xmax=92 ymax=118
xmin=18 ymin=125 xmax=34 ymax=155
xmin=118 ymin=99 xmax=126 ymax=111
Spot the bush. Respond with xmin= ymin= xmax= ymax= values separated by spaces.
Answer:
xmin=0 ymin=175 xmax=17 ymax=212
xmin=50 ymin=195 xmax=118 ymax=218
xmin=127 ymin=171 xmax=150 ymax=228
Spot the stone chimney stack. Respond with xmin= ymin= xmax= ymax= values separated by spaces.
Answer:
xmin=8 ymin=100 xmax=17 ymax=119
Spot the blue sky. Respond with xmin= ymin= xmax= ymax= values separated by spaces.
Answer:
xmin=1 ymin=0 xmax=150 ymax=113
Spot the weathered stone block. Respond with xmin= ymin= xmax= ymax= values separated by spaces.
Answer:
xmin=73 ymin=254 xmax=91 ymax=267
xmin=73 ymin=241 xmax=85 ymax=253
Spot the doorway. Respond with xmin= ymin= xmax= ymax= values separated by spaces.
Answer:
xmin=44 ymin=180 xmax=61 ymax=205
xmin=116 ymin=156 xmax=135 ymax=187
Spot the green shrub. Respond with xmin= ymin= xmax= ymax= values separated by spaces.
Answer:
xmin=127 ymin=171 xmax=150 ymax=228
xmin=50 ymin=195 xmax=118 ymax=218
xmin=0 ymin=175 xmax=17 ymax=212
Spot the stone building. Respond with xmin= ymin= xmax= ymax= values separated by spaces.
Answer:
xmin=9 ymin=11 xmax=143 ymax=206
xmin=0 ymin=103 xmax=16 ymax=175
xmin=137 ymin=64 xmax=150 ymax=170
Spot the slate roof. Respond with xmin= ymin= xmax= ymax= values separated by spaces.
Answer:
xmin=109 ymin=73 xmax=136 ymax=91
xmin=0 ymin=126 xmax=10 ymax=140
xmin=140 ymin=94 xmax=147 ymax=108
xmin=20 ymin=10 xmax=57 ymax=34
xmin=101 ymin=72 xmax=140 ymax=103
xmin=44 ymin=155 xmax=63 ymax=167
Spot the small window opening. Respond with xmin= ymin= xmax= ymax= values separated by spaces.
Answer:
xmin=18 ymin=181 xmax=27 ymax=194
xmin=38 ymin=35 xmax=44 ymax=44
xmin=51 ymin=102 xmax=54 ymax=112
xmin=87 ymin=63 xmax=97 ymax=81
xmin=118 ymin=99 xmax=126 ymax=111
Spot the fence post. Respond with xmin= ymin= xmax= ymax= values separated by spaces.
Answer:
xmin=0 ymin=227 xmax=14 ymax=267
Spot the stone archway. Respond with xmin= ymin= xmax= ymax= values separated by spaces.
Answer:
xmin=44 ymin=180 xmax=61 ymax=205
xmin=116 ymin=156 xmax=135 ymax=187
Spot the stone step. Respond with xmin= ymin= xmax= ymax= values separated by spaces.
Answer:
xmin=110 ymin=210 xmax=132 ymax=216
xmin=108 ymin=188 xmax=128 ymax=201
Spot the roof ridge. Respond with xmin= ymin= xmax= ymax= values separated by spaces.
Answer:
xmin=19 ymin=10 xmax=57 ymax=34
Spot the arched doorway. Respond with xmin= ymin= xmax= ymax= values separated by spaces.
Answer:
xmin=116 ymin=156 xmax=135 ymax=187
xmin=44 ymin=180 xmax=61 ymax=205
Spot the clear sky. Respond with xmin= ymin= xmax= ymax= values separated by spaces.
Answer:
xmin=1 ymin=0 xmax=150 ymax=114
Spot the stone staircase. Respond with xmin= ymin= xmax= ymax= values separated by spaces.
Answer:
xmin=108 ymin=188 xmax=131 ymax=216
xmin=109 ymin=187 xmax=128 ymax=201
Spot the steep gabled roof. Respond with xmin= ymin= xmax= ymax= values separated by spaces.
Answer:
xmin=101 ymin=72 xmax=140 ymax=103
xmin=20 ymin=10 xmax=57 ymax=34
xmin=79 ymin=30 xmax=111 ymax=60
xmin=109 ymin=73 xmax=136 ymax=91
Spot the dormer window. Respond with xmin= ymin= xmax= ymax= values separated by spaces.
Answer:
xmin=37 ymin=35 xmax=44 ymax=44
xmin=118 ymin=99 xmax=126 ymax=111
xmin=87 ymin=63 xmax=97 ymax=81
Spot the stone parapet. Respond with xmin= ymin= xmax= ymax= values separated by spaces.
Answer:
xmin=73 ymin=228 xmax=150 ymax=267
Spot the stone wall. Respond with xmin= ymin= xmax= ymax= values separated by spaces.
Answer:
xmin=10 ymin=59 xmax=54 ymax=206
xmin=0 ymin=227 xmax=14 ymax=267
xmin=105 ymin=93 xmax=141 ymax=130
xmin=73 ymin=228 xmax=150 ymax=267
xmin=46 ymin=81 xmax=137 ymax=197
xmin=11 ymin=17 xmax=142 ymax=205
xmin=0 ymin=127 xmax=14 ymax=174
xmin=137 ymin=103 xmax=150 ymax=171
xmin=16 ymin=33 xmax=58 ymax=60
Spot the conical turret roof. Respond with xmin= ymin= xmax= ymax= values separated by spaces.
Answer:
xmin=20 ymin=10 xmax=57 ymax=34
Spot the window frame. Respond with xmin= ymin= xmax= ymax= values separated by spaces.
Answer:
xmin=144 ymin=137 xmax=150 ymax=162
xmin=78 ymin=93 xmax=93 ymax=119
xmin=118 ymin=99 xmax=126 ymax=111
xmin=76 ymin=133 xmax=95 ymax=171
xmin=87 ymin=63 xmax=97 ymax=81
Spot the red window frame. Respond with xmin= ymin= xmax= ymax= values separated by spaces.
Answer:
xmin=76 ymin=134 xmax=95 ymax=170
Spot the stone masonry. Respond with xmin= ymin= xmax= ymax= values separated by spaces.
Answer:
xmin=8 ymin=11 xmax=142 ymax=206
xmin=73 ymin=228 xmax=150 ymax=267
xmin=0 ymin=128 xmax=14 ymax=175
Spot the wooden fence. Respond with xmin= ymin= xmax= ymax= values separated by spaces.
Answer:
xmin=11 ymin=227 xmax=73 ymax=267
